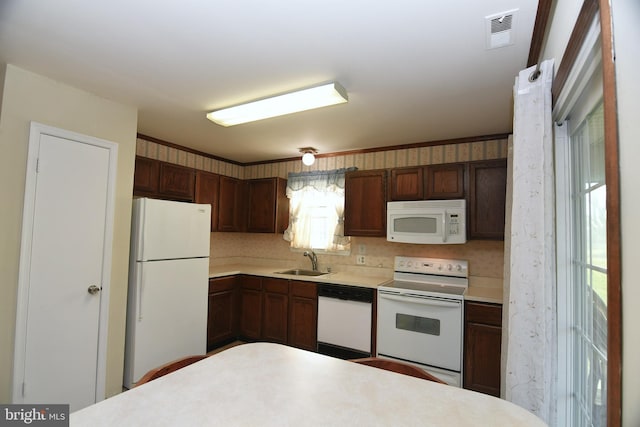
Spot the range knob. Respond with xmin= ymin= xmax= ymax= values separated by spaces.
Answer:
xmin=407 ymin=261 xmax=413 ymax=268
xmin=447 ymin=264 xmax=453 ymax=271
xmin=437 ymin=264 xmax=443 ymax=270
xmin=456 ymin=264 xmax=463 ymax=271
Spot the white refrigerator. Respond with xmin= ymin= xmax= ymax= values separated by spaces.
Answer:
xmin=123 ymin=198 xmax=211 ymax=389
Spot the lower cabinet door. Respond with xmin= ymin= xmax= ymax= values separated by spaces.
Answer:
xmin=207 ymin=289 xmax=236 ymax=349
xmin=463 ymin=301 xmax=502 ymax=396
xmin=262 ymin=292 xmax=288 ymax=344
xmin=240 ymin=289 xmax=262 ymax=340
xmin=289 ymin=296 xmax=317 ymax=351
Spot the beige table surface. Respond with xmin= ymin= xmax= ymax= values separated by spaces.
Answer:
xmin=71 ymin=343 xmax=545 ymax=426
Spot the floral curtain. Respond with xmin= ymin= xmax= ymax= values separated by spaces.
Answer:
xmin=283 ymin=168 xmax=355 ymax=251
xmin=502 ymin=59 xmax=556 ymax=423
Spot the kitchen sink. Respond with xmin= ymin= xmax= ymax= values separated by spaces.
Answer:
xmin=276 ymin=269 xmax=328 ymax=277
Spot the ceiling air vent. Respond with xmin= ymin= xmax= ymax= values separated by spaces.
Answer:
xmin=485 ymin=9 xmax=517 ymax=49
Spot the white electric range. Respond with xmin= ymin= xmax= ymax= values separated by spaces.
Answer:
xmin=377 ymin=256 xmax=468 ymax=386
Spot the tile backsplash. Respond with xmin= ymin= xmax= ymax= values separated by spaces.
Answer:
xmin=210 ymin=233 xmax=505 ymax=279
xmin=137 ymin=136 xmax=507 ymax=280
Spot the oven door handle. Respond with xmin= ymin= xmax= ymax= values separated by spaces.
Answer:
xmin=379 ymin=292 xmax=460 ymax=308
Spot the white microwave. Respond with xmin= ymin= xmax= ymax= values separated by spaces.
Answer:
xmin=387 ymin=199 xmax=466 ymax=244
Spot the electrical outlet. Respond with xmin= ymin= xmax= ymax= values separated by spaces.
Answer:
xmin=356 ymin=255 xmax=366 ymax=265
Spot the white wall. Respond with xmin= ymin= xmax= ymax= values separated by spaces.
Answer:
xmin=0 ymin=65 xmax=138 ymax=402
xmin=541 ymin=1 xmax=583 ymax=71
xmin=611 ymin=1 xmax=640 ymax=425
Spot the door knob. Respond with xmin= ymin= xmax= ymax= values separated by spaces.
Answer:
xmin=87 ymin=285 xmax=101 ymax=295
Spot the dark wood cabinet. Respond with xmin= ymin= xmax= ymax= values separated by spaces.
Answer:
xmin=464 ymin=301 xmax=502 ymax=397
xmin=344 ymin=169 xmax=387 ymax=237
xmin=262 ymin=278 xmax=289 ymax=344
xmin=386 ymin=160 xmax=506 ymax=239
xmin=247 ymin=178 xmax=289 ymax=233
xmin=134 ymin=158 xmax=290 ymax=234
xmin=389 ymin=164 xmax=465 ymax=201
xmin=133 ymin=156 xmax=195 ymax=201
xmin=207 ymin=276 xmax=238 ymax=350
xmin=288 ymin=281 xmax=318 ymax=351
xmin=239 ymin=276 xmax=262 ymax=340
xmin=468 ymin=159 xmax=507 ymax=239
xmin=158 ymin=162 xmax=195 ymax=201
xmin=133 ymin=156 xmax=160 ymax=196
xmin=210 ymin=274 xmax=320 ymax=353
xmin=195 ymin=170 xmax=220 ymax=232
xmin=389 ymin=167 xmax=423 ymax=200
xmin=218 ymin=176 xmax=246 ymax=232
xmin=425 ymin=163 xmax=465 ymax=199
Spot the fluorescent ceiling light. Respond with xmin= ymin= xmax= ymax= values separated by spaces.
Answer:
xmin=206 ymin=82 xmax=348 ymax=127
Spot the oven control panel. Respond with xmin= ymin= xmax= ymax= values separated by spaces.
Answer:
xmin=394 ymin=256 xmax=468 ymax=278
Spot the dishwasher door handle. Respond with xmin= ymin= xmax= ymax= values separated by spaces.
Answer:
xmin=378 ymin=292 xmax=460 ymax=308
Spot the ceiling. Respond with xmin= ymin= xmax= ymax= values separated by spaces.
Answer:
xmin=0 ymin=1 xmax=538 ymax=164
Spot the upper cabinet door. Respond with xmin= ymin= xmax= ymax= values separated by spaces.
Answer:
xmin=133 ymin=156 xmax=160 ymax=197
xmin=195 ymin=170 xmax=220 ymax=232
xmin=389 ymin=167 xmax=423 ymax=201
xmin=425 ymin=163 xmax=465 ymax=199
xmin=468 ymin=159 xmax=507 ymax=240
xmin=218 ymin=176 xmax=244 ymax=232
xmin=158 ymin=163 xmax=195 ymax=201
xmin=246 ymin=178 xmax=289 ymax=233
xmin=344 ymin=169 xmax=387 ymax=237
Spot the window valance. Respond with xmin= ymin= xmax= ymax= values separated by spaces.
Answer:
xmin=285 ymin=167 xmax=357 ymax=197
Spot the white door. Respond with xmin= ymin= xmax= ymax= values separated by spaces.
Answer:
xmin=13 ymin=123 xmax=118 ymax=411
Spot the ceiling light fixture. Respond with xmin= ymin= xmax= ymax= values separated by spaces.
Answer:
xmin=206 ymin=82 xmax=348 ymax=127
xmin=300 ymin=147 xmax=318 ymax=166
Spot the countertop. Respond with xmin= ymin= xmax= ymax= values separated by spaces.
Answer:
xmin=466 ymin=276 xmax=504 ymax=304
xmin=209 ymin=263 xmax=392 ymax=289
xmin=210 ymin=263 xmax=504 ymax=304
xmin=71 ymin=342 xmax=545 ymax=427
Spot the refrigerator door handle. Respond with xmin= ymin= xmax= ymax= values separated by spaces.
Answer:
xmin=137 ymin=267 xmax=144 ymax=320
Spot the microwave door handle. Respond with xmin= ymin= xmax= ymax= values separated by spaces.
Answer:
xmin=379 ymin=292 xmax=460 ymax=308
xmin=442 ymin=211 xmax=448 ymax=243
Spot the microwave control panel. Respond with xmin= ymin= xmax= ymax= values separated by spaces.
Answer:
xmin=449 ymin=214 xmax=461 ymax=235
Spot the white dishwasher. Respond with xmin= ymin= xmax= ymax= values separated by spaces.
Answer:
xmin=317 ymin=283 xmax=374 ymax=359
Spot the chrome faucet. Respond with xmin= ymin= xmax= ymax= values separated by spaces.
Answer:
xmin=303 ymin=250 xmax=318 ymax=271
